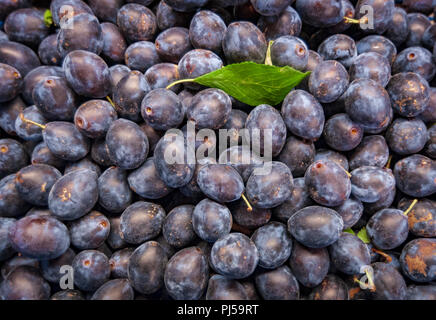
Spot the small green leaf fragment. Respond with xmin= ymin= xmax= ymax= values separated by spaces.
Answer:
xmin=357 ymin=227 xmax=371 ymax=244
xmin=193 ymin=62 xmax=310 ymax=106
xmin=44 ymin=9 xmax=53 ymax=28
xmin=343 ymin=228 xmax=356 ymax=236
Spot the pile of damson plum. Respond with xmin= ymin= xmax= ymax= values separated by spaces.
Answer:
xmin=0 ymin=0 xmax=435 ymax=300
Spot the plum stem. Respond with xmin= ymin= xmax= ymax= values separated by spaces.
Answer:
xmin=385 ymin=155 xmax=392 ymax=169
xmin=241 ymin=193 xmax=253 ymax=212
xmin=371 ymin=248 xmax=392 ymax=263
xmin=19 ymin=113 xmax=46 ymax=130
xmin=264 ymin=40 xmax=274 ymax=66
xmin=106 ymin=96 xmax=115 ymax=108
xmin=403 ymin=199 xmax=418 ymax=216
xmin=166 ymin=78 xmax=196 ymax=89
xmin=344 ymin=16 xmax=368 ymax=24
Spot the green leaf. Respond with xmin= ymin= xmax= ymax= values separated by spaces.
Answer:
xmin=169 ymin=62 xmax=310 ymax=106
xmin=343 ymin=228 xmax=356 ymax=236
xmin=44 ymin=9 xmax=53 ymax=28
xmin=357 ymin=227 xmax=371 ymax=244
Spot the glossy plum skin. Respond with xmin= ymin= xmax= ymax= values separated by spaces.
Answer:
xmin=281 ymin=90 xmax=324 ymax=141
xmin=257 ymin=6 xmax=302 ymax=41
xmin=120 ymin=201 xmax=165 ymax=244
xmin=0 ymin=41 xmax=41 ymax=77
xmin=15 ymin=164 xmax=61 ymax=207
xmin=178 ymin=49 xmax=223 ymax=90
xmin=349 ymin=52 xmax=391 ymax=87
xmin=63 ymin=50 xmax=111 ymax=99
xmin=230 ymin=200 xmax=271 ymax=229
xmin=386 ymin=118 xmax=427 ymax=155
xmin=309 ymin=60 xmax=349 ymax=104
xmin=163 ymin=205 xmax=196 ymax=248
xmin=251 ymin=222 xmax=292 ymax=269
xmin=333 ymin=196 xmax=363 ymax=229
xmin=43 ymin=122 xmax=90 ymax=161
xmin=393 ymin=47 xmax=435 ymax=82
xmin=329 ymin=233 xmax=370 ymax=275
xmin=128 ymin=241 xmax=168 ymax=294
xmin=100 ymin=22 xmax=127 ymax=63
xmin=145 ymin=63 xmax=179 ymax=92
xmin=206 ymin=275 xmax=248 ymax=300
xmin=272 ymin=178 xmax=313 ymax=223
xmin=187 ymin=89 xmax=232 ymax=130
xmin=318 ymin=34 xmax=357 ymax=69
xmin=289 ymin=241 xmax=329 ymax=288
xmin=106 ymin=119 xmax=149 ymax=170
xmin=394 ymin=155 xmax=436 ymax=198
xmin=246 ymin=161 xmax=293 ymax=209
xmin=113 ymin=71 xmax=150 ymax=121
xmin=192 ymin=199 xmax=232 ymax=243
xmin=57 ymin=13 xmax=103 ymax=58
xmin=156 ymin=0 xmax=191 ymax=30
xmin=355 ymin=0 xmax=395 ymax=34
xmin=222 ymin=21 xmax=267 ymax=64
xmin=21 ymin=66 xmax=64 ymax=105
xmin=271 ymin=36 xmax=308 ymax=70
xmin=210 ymin=233 xmax=259 ymax=279
xmin=278 ymin=136 xmax=315 ymax=177
xmin=356 ymin=35 xmax=397 ymax=65
xmin=72 ymin=250 xmax=110 ymax=292
xmin=69 ymin=211 xmax=110 ymax=250
xmin=309 ymin=274 xmax=348 ymax=300
xmin=349 ymin=135 xmax=389 ymax=170
xmin=245 ymin=104 xmax=287 ymax=157
xmin=305 ymin=160 xmax=351 ymax=207
xmin=164 ymin=246 xmax=209 ymax=300
xmin=141 ymin=89 xmax=184 ymax=131
xmin=97 ymin=167 xmax=131 ymax=214
xmin=398 ymin=198 xmax=436 ymax=238
xmin=351 ymin=166 xmax=396 ymax=204
xmin=386 ymin=72 xmax=430 ymax=118
xmin=14 ymin=106 xmax=47 ymax=141
xmin=344 ymin=79 xmax=392 ymax=132
xmin=117 ymin=4 xmax=157 ymax=43
xmin=33 ymin=76 xmax=77 ymax=121
xmin=0 ymin=63 xmax=22 ymax=103
xmin=0 ymin=266 xmax=50 ymax=300
xmin=367 ymin=208 xmax=409 ymax=250
xmin=164 ymin=0 xmax=208 ymax=12
xmin=48 ymin=169 xmax=98 ymax=221
xmin=0 ymin=218 xmax=16 ymax=261
xmin=255 ymin=265 xmax=299 ymax=300
xmin=197 ymin=164 xmax=244 ymax=203
xmin=74 ymin=100 xmax=117 ymax=139
xmin=124 ymin=41 xmax=160 ymax=73
xmin=109 ymin=248 xmax=132 ymax=278
xmin=288 ymin=206 xmax=343 ymax=248
xmin=323 ymin=113 xmax=363 ymax=152
xmin=371 ymin=262 xmax=407 ymax=300
xmin=40 ymin=248 xmax=75 ymax=283
xmin=8 ymin=215 xmax=70 ymax=260
xmin=38 ymin=34 xmax=62 ymax=66
xmin=0 ymin=175 xmax=30 ymax=218
xmin=91 ymin=279 xmax=134 ymax=300
xmin=400 ymin=238 xmax=436 ymax=283
xmin=128 ymin=157 xmax=172 ymax=200
xmin=155 ymin=27 xmax=192 ymax=63
xmin=0 ymin=139 xmax=29 ymax=178
xmin=295 ymin=0 xmax=344 ymax=28
xmin=189 ymin=11 xmax=226 ymax=53
xmin=385 ymin=7 xmax=408 ymax=47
